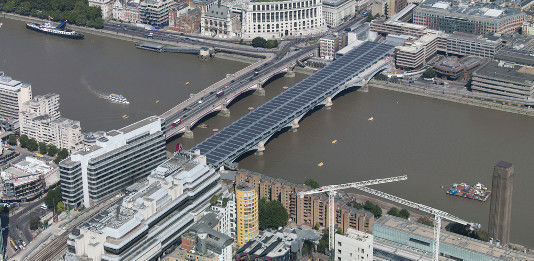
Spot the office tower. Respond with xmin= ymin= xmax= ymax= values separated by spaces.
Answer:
xmin=488 ymin=161 xmax=514 ymax=245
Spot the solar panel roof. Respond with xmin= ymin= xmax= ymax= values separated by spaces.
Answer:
xmin=192 ymin=41 xmax=394 ymax=166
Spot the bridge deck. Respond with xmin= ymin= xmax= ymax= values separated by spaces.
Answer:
xmin=192 ymin=41 xmax=394 ymax=166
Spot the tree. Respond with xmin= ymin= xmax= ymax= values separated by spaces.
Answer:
xmin=363 ymin=200 xmax=382 ymax=218
xmin=29 ymin=216 xmax=41 ymax=230
xmin=353 ymin=202 xmax=363 ymax=210
xmin=302 ymin=240 xmax=314 ymax=256
xmin=57 ymin=201 xmax=64 ymax=213
xmin=7 ymin=135 xmax=17 ymax=146
xmin=251 ymin=37 xmax=267 ymax=48
xmin=27 ymin=138 xmax=38 ymax=151
xmin=305 ymin=178 xmax=320 ymax=189
xmin=265 ymin=40 xmax=278 ymax=48
xmin=44 ymin=186 xmax=62 ymax=211
xmin=314 ymin=223 xmax=320 ymax=230
xmin=399 ymin=208 xmax=410 ymax=219
xmin=38 ymin=142 xmax=48 ymax=155
xmin=48 ymin=145 xmax=58 ymax=156
xmin=417 ymin=216 xmax=434 ymax=227
xmin=422 ymin=68 xmax=436 ymax=79
xmin=387 ymin=207 xmax=399 ymax=217
xmin=54 ymin=148 xmax=69 ymax=164
xmin=336 ymin=227 xmax=343 ymax=234
xmin=316 ymin=229 xmax=329 ymax=253
xmin=19 ymin=134 xmax=29 ymax=148
xmin=258 ymin=198 xmax=289 ymax=230
xmin=210 ymin=194 xmax=220 ymax=205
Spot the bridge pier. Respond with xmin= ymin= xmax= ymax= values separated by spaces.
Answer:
xmin=254 ymin=87 xmax=266 ymax=96
xmin=291 ymin=118 xmax=299 ymax=132
xmin=184 ymin=128 xmax=194 ymax=139
xmin=257 ymin=141 xmax=265 ymax=155
xmin=325 ymin=97 xmax=333 ymax=109
xmin=219 ymin=107 xmax=231 ymax=117
xmin=284 ymin=69 xmax=295 ymax=78
xmin=357 ymin=80 xmax=369 ymax=92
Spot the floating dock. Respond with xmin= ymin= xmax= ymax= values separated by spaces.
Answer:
xmin=446 ymin=182 xmax=491 ymax=202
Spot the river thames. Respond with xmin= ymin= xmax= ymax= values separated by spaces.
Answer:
xmin=1 ymin=17 xmax=533 ymax=247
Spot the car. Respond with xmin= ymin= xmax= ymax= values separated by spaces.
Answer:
xmin=40 ymin=204 xmax=47 ymax=210
xmin=198 ymin=100 xmax=203 ymax=104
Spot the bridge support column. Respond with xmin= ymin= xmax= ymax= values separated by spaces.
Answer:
xmin=291 ymin=118 xmax=299 ymax=132
xmin=257 ymin=141 xmax=265 ymax=155
xmin=184 ymin=128 xmax=194 ymax=139
xmin=219 ymin=107 xmax=231 ymax=117
xmin=357 ymin=80 xmax=369 ymax=93
xmin=325 ymin=97 xmax=333 ymax=110
xmin=284 ymin=69 xmax=295 ymax=78
xmin=254 ymin=87 xmax=265 ymax=96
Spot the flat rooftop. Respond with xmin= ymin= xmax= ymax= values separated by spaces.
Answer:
xmin=416 ymin=0 xmax=524 ymax=20
xmin=495 ymin=48 xmax=534 ymax=67
xmin=473 ymin=61 xmax=534 ymax=85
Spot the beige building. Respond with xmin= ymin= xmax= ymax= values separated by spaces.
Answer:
xmin=235 ymin=182 xmax=258 ymax=247
xmin=394 ymin=32 xmax=440 ymax=69
xmin=89 ymin=0 xmax=115 ymax=19
xmin=201 ymin=4 xmax=241 ymax=38
xmin=322 ymin=0 xmax=356 ymax=28
xmin=140 ymin=0 xmax=177 ymax=26
xmin=112 ymin=0 xmax=141 ymax=23
xmin=0 ymin=72 xmax=32 ymax=121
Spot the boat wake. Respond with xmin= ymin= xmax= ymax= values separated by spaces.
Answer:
xmin=80 ymin=76 xmax=129 ymax=104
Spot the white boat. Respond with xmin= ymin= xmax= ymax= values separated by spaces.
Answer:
xmin=109 ymin=93 xmax=130 ymax=104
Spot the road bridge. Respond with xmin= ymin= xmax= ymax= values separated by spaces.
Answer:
xmin=192 ymin=41 xmax=395 ymax=167
xmin=161 ymin=46 xmax=315 ymax=140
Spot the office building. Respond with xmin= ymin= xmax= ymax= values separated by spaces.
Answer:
xmin=386 ymin=0 xmax=407 ymax=17
xmin=0 ymin=72 xmax=32 ymax=121
xmin=235 ymin=170 xmax=375 ymax=234
xmin=140 ymin=0 xmax=177 ymax=26
xmin=488 ymin=161 xmax=514 ymax=246
xmin=0 ymin=146 xmax=19 ymax=166
xmin=112 ymin=0 xmax=141 ymax=23
xmin=169 ymin=6 xmax=202 ymax=33
xmin=319 ymin=34 xmax=342 ymax=60
xmin=19 ymin=94 xmax=83 ymax=151
xmin=471 ymin=61 xmax=534 ymax=99
xmin=373 ymin=215 xmax=534 ymax=261
xmin=241 ymin=0 xmax=327 ymax=40
xmin=235 ymin=182 xmax=258 ymax=247
xmin=394 ymin=32 xmax=440 ymax=69
xmin=322 ymin=0 xmax=356 ymax=28
xmin=211 ymin=188 xmax=237 ymax=239
xmin=186 ymin=0 xmax=217 ymax=13
xmin=89 ymin=0 xmax=114 ymax=19
xmin=335 ymin=228 xmax=373 ymax=261
xmin=1 ymin=156 xmax=58 ymax=201
xmin=433 ymin=56 xmax=481 ymax=80
xmin=59 ymin=116 xmax=166 ymax=208
xmin=236 ymin=228 xmax=309 ymax=260
xmin=445 ymin=32 xmax=503 ymax=58
xmin=66 ymin=152 xmax=221 ymax=260
xmin=413 ymin=0 xmax=526 ymax=35
xmin=370 ymin=20 xmax=428 ymax=38
xmin=201 ymin=3 xmax=241 ymax=38
xmin=495 ymin=48 xmax=534 ymax=67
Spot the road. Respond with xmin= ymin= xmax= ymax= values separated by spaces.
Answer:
xmin=3 ymin=199 xmax=46 ymax=258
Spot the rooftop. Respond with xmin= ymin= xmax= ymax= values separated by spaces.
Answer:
xmin=416 ymin=0 xmax=524 ymax=20
xmin=495 ymin=48 xmax=534 ymax=67
xmin=473 ymin=60 xmax=534 ymax=85
xmin=0 ymin=72 xmax=30 ymax=91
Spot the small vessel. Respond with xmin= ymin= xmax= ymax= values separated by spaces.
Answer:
xmin=331 ymin=139 xmax=337 ymax=144
xmin=317 ymin=162 xmax=324 ymax=167
xmin=155 ymin=100 xmax=160 ymax=103
xmin=368 ymin=116 xmax=374 ymax=121
xmin=109 ymin=93 xmax=130 ymax=104
xmin=185 ymin=81 xmax=190 ymax=85
xmin=122 ymin=114 xmax=128 ymax=119
xmin=26 ymin=20 xmax=84 ymax=39
xmin=199 ymin=123 xmax=208 ymax=128
xmin=446 ymin=182 xmax=491 ymax=202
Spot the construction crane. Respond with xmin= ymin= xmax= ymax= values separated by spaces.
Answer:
xmin=298 ymin=175 xmax=408 ymax=253
xmin=356 ymin=186 xmax=481 ymax=261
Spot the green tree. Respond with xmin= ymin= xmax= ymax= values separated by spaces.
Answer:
xmin=314 ymin=223 xmax=320 ymax=230
xmin=363 ymin=200 xmax=382 ymax=218
xmin=44 ymin=186 xmax=62 ymax=212
xmin=399 ymin=208 xmax=410 ymax=219
xmin=54 ymin=148 xmax=69 ymax=164
xmin=27 ymin=138 xmax=38 ymax=151
xmin=29 ymin=216 xmax=41 ymax=230
xmin=48 ymin=144 xmax=58 ymax=156
xmin=476 ymin=229 xmax=490 ymax=242
xmin=7 ymin=135 xmax=17 ymax=146
xmin=316 ymin=229 xmax=329 ymax=253
xmin=56 ymin=201 xmax=64 ymax=213
xmin=387 ymin=207 xmax=399 ymax=217
xmin=258 ymin=198 xmax=289 ymax=230
xmin=422 ymin=68 xmax=436 ymax=79
xmin=251 ymin=37 xmax=267 ymax=48
xmin=265 ymin=40 xmax=278 ymax=48
xmin=302 ymin=240 xmax=314 ymax=256
xmin=336 ymin=227 xmax=342 ymax=234
xmin=19 ymin=134 xmax=29 ymax=148
xmin=210 ymin=194 xmax=220 ymax=205
xmin=305 ymin=178 xmax=320 ymax=189
xmin=417 ymin=216 xmax=434 ymax=227
xmin=38 ymin=142 xmax=48 ymax=155
xmin=353 ymin=202 xmax=363 ymax=210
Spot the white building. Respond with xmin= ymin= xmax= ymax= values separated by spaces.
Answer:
xmin=201 ymin=4 xmax=242 ymax=38
xmin=211 ymin=189 xmax=236 ymax=261
xmin=59 ymin=116 xmax=166 ymax=208
xmin=241 ymin=0 xmax=327 ymax=40
xmin=322 ymin=0 xmax=356 ymax=28
xmin=1 ymin=156 xmax=58 ymax=201
xmin=0 ymin=72 xmax=32 ymax=122
xmin=112 ymin=0 xmax=141 ymax=23
xmin=19 ymin=93 xmax=83 ymax=152
xmin=334 ymin=228 xmax=373 ymax=261
xmin=66 ymin=152 xmax=221 ymax=260
xmin=89 ymin=0 xmax=115 ymax=19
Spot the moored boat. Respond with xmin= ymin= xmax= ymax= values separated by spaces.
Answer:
xmin=26 ymin=20 xmax=84 ymax=39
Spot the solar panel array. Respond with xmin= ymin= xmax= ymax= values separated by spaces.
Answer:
xmin=192 ymin=41 xmax=394 ymax=166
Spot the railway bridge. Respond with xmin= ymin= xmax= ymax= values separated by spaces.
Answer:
xmin=191 ymin=41 xmax=395 ymax=167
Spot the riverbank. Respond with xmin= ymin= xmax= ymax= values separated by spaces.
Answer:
xmin=0 ymin=12 xmax=260 ymax=64
xmin=369 ymin=80 xmax=534 ymax=117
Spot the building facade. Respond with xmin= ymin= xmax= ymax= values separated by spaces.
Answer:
xmin=235 ymin=170 xmax=375 ymax=234
xmin=413 ymin=0 xmax=526 ymax=35
xmin=235 ymin=182 xmax=258 ymax=247
xmin=334 ymin=228 xmax=373 ymax=261
xmin=112 ymin=0 xmax=141 ymax=23
xmin=241 ymin=0 xmax=327 ymax=40
xmin=1 ymin=157 xmax=57 ymax=201
xmin=471 ymin=61 xmax=534 ymax=99
xmin=445 ymin=32 xmax=503 ymax=58
xmin=319 ymin=34 xmax=342 ymax=60
xmin=19 ymin=94 xmax=83 ymax=151
xmin=66 ymin=152 xmax=222 ymax=260
xmin=169 ymin=6 xmax=202 ymax=33
xmin=0 ymin=72 xmax=32 ymax=122
xmin=488 ymin=161 xmax=514 ymax=245
xmin=201 ymin=4 xmax=241 ymax=38
xmin=59 ymin=116 xmax=166 ymax=208
xmin=322 ymin=0 xmax=356 ymax=28
xmin=394 ymin=32 xmax=440 ymax=69
xmin=89 ymin=0 xmax=115 ymax=19
xmin=370 ymin=19 xmax=427 ymax=38
xmin=140 ymin=0 xmax=177 ymax=26
xmin=386 ymin=0 xmax=407 ymax=17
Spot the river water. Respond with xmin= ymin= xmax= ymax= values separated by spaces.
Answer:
xmin=2 ymin=17 xmax=533 ymax=247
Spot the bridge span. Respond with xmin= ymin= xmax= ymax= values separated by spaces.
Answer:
xmin=192 ymin=41 xmax=395 ymax=167
xmin=162 ymin=47 xmax=315 ymax=140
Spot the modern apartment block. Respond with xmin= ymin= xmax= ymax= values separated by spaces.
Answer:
xmin=66 ymin=152 xmax=221 ymax=260
xmin=0 ymin=72 xmax=32 ymax=121
xmin=471 ymin=61 xmax=534 ymax=99
xmin=241 ymin=0 xmax=327 ymax=40
xmin=334 ymin=228 xmax=373 ymax=261
xmin=394 ymin=32 xmax=440 ymax=69
xmin=140 ymin=0 xmax=177 ymax=26
xmin=322 ymin=0 xmax=356 ymax=28
xmin=319 ymin=34 xmax=342 ymax=60
xmin=235 ymin=182 xmax=258 ymax=247
xmin=445 ymin=32 xmax=503 ymax=58
xmin=59 ymin=116 xmax=166 ymax=208
xmin=235 ymin=170 xmax=375 ymax=234
xmin=488 ymin=161 xmax=514 ymax=245
xmin=19 ymin=93 xmax=83 ymax=151
xmin=211 ymin=188 xmax=237 ymax=239
xmin=413 ymin=0 xmax=526 ymax=35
